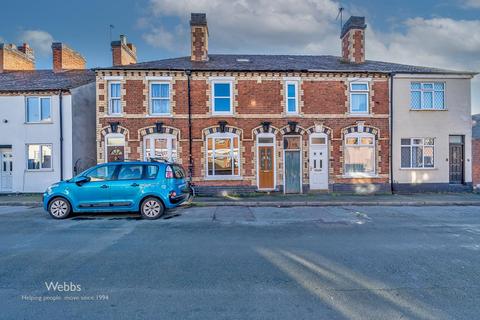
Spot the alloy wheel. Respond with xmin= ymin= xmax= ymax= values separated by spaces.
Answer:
xmin=50 ymin=199 xmax=69 ymax=218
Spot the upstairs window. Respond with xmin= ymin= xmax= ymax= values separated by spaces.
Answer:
xmin=401 ymin=138 xmax=435 ymax=168
xmin=349 ymin=82 xmax=369 ymax=114
xmin=108 ymin=82 xmax=122 ymax=115
xmin=150 ymin=82 xmax=170 ymax=115
xmin=26 ymin=97 xmax=51 ymax=122
xmin=285 ymin=81 xmax=298 ymax=114
xmin=411 ymin=82 xmax=445 ymax=110
xmin=212 ymin=81 xmax=233 ymax=114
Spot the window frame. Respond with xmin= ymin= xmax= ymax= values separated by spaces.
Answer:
xmin=285 ymin=80 xmax=299 ymax=114
xmin=410 ymin=82 xmax=446 ymax=110
xmin=108 ymin=81 xmax=122 ymax=116
xmin=142 ymin=133 xmax=177 ymax=162
xmin=211 ymin=79 xmax=234 ymax=115
xmin=149 ymin=81 xmax=171 ymax=116
xmin=25 ymin=96 xmax=52 ymax=123
xmin=26 ymin=143 xmax=53 ymax=171
xmin=343 ymin=132 xmax=376 ymax=177
xmin=349 ymin=82 xmax=370 ymax=115
xmin=400 ymin=137 xmax=435 ymax=169
xmin=205 ymin=132 xmax=241 ymax=179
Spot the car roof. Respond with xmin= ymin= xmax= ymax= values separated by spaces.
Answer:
xmin=103 ymin=161 xmax=170 ymax=166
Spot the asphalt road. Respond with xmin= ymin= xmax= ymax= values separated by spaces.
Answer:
xmin=0 ymin=205 xmax=479 ymax=320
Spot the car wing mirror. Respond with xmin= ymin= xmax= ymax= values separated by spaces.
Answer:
xmin=74 ymin=176 xmax=91 ymax=185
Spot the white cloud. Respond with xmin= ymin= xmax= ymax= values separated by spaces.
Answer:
xmin=18 ymin=30 xmax=54 ymax=56
xmin=141 ymin=0 xmax=480 ymax=113
xmin=463 ymin=0 xmax=480 ymax=8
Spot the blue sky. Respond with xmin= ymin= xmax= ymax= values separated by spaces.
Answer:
xmin=1 ymin=0 xmax=479 ymax=113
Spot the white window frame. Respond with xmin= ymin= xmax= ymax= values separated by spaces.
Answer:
xmin=211 ymin=79 xmax=233 ymax=115
xmin=349 ymin=82 xmax=370 ymax=114
xmin=108 ymin=81 xmax=122 ymax=116
xmin=343 ymin=132 xmax=376 ymax=177
xmin=26 ymin=144 xmax=53 ymax=171
xmin=205 ymin=132 xmax=241 ymax=179
xmin=143 ymin=133 xmax=177 ymax=162
xmin=104 ymin=133 xmax=125 ymax=162
xmin=410 ymin=82 xmax=445 ymax=110
xmin=25 ymin=96 xmax=52 ymax=123
xmin=149 ymin=81 xmax=171 ymax=116
xmin=285 ymin=80 xmax=299 ymax=114
xmin=400 ymin=137 xmax=435 ymax=169
xmin=256 ymin=132 xmax=277 ymax=190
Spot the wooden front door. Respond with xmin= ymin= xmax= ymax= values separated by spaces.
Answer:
xmin=284 ymin=150 xmax=301 ymax=193
xmin=449 ymin=135 xmax=464 ymax=184
xmin=258 ymin=146 xmax=274 ymax=189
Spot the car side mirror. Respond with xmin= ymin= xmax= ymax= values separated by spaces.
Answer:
xmin=74 ymin=175 xmax=90 ymax=185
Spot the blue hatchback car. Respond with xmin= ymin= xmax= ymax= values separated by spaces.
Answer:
xmin=43 ymin=161 xmax=190 ymax=220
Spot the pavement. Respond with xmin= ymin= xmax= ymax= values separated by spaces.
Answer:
xmin=1 ymin=205 xmax=480 ymax=319
xmin=1 ymin=192 xmax=480 ymax=207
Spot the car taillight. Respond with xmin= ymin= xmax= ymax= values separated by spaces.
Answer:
xmin=165 ymin=166 xmax=174 ymax=179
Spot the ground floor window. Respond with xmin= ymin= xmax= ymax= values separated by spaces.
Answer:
xmin=401 ymin=138 xmax=434 ymax=168
xmin=27 ymin=144 xmax=52 ymax=170
xmin=105 ymin=134 xmax=125 ymax=162
xmin=143 ymin=134 xmax=177 ymax=162
xmin=206 ymin=132 xmax=240 ymax=177
xmin=344 ymin=133 xmax=375 ymax=177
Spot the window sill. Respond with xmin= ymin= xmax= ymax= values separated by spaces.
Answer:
xmin=204 ymin=176 xmax=243 ymax=181
xmin=107 ymin=114 xmax=124 ymax=117
xmin=399 ymin=167 xmax=437 ymax=170
xmin=409 ymin=108 xmax=447 ymax=111
xmin=146 ymin=114 xmax=173 ymax=118
xmin=24 ymin=121 xmax=53 ymax=125
xmin=25 ymin=169 xmax=54 ymax=173
xmin=211 ymin=113 xmax=234 ymax=116
xmin=347 ymin=113 xmax=371 ymax=117
xmin=342 ymin=174 xmax=378 ymax=179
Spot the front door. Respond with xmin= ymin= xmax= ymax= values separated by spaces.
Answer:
xmin=0 ymin=151 xmax=13 ymax=192
xmin=309 ymin=135 xmax=328 ymax=190
xmin=449 ymin=135 xmax=464 ymax=184
xmin=258 ymin=146 xmax=274 ymax=189
xmin=284 ymin=136 xmax=302 ymax=194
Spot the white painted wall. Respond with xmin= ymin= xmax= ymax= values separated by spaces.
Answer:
xmin=392 ymin=74 xmax=473 ymax=185
xmin=0 ymin=94 xmax=73 ymax=192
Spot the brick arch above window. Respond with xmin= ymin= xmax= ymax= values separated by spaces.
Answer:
xmin=279 ymin=124 xmax=306 ymax=136
xmin=252 ymin=124 xmax=280 ymax=136
xmin=202 ymin=125 xmax=243 ymax=138
xmin=341 ymin=123 xmax=380 ymax=139
xmin=100 ymin=125 xmax=129 ymax=139
xmin=305 ymin=124 xmax=333 ymax=139
xmin=138 ymin=125 xmax=180 ymax=140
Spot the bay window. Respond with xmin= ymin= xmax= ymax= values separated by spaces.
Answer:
xmin=206 ymin=132 xmax=240 ymax=178
xmin=344 ymin=133 xmax=375 ymax=176
xmin=143 ymin=134 xmax=177 ymax=162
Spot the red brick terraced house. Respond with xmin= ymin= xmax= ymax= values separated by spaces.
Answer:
xmin=95 ymin=14 xmax=465 ymax=195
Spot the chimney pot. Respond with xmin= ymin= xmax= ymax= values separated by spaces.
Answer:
xmin=341 ymin=16 xmax=367 ymax=64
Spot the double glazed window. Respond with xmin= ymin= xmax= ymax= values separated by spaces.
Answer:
xmin=26 ymin=97 xmax=51 ymax=122
xmin=150 ymin=82 xmax=170 ymax=115
xmin=349 ymin=82 xmax=369 ymax=114
xmin=401 ymin=138 xmax=435 ymax=168
xmin=143 ymin=134 xmax=177 ymax=162
xmin=108 ymin=82 xmax=122 ymax=115
xmin=344 ymin=133 xmax=375 ymax=176
xmin=206 ymin=133 xmax=240 ymax=177
xmin=410 ymin=82 xmax=445 ymax=110
xmin=27 ymin=144 xmax=52 ymax=170
xmin=285 ymin=81 xmax=298 ymax=114
xmin=212 ymin=81 xmax=232 ymax=114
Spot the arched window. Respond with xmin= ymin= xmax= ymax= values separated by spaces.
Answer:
xmin=105 ymin=133 xmax=125 ymax=162
xmin=206 ymin=132 xmax=240 ymax=178
xmin=143 ymin=133 xmax=177 ymax=162
xmin=344 ymin=132 xmax=375 ymax=177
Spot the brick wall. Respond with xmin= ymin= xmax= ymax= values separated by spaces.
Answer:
xmin=52 ymin=43 xmax=86 ymax=72
xmin=96 ymin=70 xmax=390 ymax=191
xmin=473 ymin=139 xmax=480 ymax=188
xmin=0 ymin=44 xmax=35 ymax=72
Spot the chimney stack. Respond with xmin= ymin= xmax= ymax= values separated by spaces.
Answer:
xmin=0 ymin=43 xmax=35 ymax=72
xmin=190 ymin=13 xmax=209 ymax=62
xmin=341 ymin=16 xmax=367 ymax=64
xmin=51 ymin=43 xmax=86 ymax=72
xmin=111 ymin=35 xmax=137 ymax=66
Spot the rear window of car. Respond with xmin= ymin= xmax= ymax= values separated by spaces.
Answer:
xmin=172 ymin=165 xmax=186 ymax=179
xmin=145 ymin=165 xmax=159 ymax=179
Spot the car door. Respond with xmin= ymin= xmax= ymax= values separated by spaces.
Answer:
xmin=71 ymin=164 xmax=117 ymax=209
xmin=108 ymin=164 xmax=145 ymax=209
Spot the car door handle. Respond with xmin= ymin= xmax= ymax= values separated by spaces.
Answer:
xmin=100 ymin=185 xmax=109 ymax=189
xmin=131 ymin=183 xmax=140 ymax=187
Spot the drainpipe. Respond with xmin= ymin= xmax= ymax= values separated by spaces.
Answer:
xmin=59 ymin=90 xmax=64 ymax=181
xmin=186 ymin=70 xmax=193 ymax=178
xmin=389 ymin=73 xmax=395 ymax=193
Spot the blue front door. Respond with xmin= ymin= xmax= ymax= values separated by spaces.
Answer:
xmin=285 ymin=150 xmax=301 ymax=193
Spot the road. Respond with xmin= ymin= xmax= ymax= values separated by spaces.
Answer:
xmin=0 ymin=205 xmax=479 ymax=320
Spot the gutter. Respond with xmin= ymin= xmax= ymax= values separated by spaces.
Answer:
xmin=186 ymin=70 xmax=193 ymax=178
xmin=59 ymin=90 xmax=64 ymax=181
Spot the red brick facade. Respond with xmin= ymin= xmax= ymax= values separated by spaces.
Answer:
xmin=473 ymin=139 xmax=480 ymax=189
xmin=96 ymin=71 xmax=391 ymax=193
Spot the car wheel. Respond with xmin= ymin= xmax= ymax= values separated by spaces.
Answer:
xmin=48 ymin=197 xmax=71 ymax=219
xmin=140 ymin=197 xmax=165 ymax=220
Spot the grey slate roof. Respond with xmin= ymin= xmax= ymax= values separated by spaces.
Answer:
xmin=0 ymin=69 xmax=95 ymax=92
xmin=98 ymin=54 xmax=476 ymax=75
xmin=473 ymin=114 xmax=480 ymax=139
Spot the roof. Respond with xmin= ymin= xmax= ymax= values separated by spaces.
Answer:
xmin=98 ymin=54 xmax=476 ymax=75
xmin=0 ymin=69 xmax=95 ymax=92
xmin=473 ymin=114 xmax=480 ymax=139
